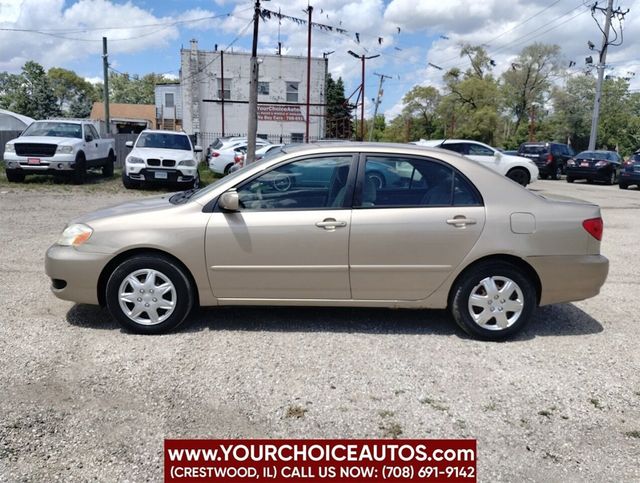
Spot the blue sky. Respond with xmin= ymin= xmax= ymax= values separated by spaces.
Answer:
xmin=1 ymin=0 xmax=639 ymax=118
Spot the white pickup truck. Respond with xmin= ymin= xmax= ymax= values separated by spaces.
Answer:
xmin=3 ymin=120 xmax=116 ymax=184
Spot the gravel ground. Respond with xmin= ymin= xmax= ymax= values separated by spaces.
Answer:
xmin=1 ymin=178 xmax=639 ymax=482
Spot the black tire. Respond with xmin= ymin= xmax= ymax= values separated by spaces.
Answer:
xmin=619 ymin=183 xmax=628 ymax=190
xmin=5 ymin=169 xmax=25 ymax=182
xmin=223 ymin=163 xmax=234 ymax=175
xmin=566 ymin=176 xmax=575 ymax=183
xmin=539 ymin=173 xmax=548 ymax=180
xmin=73 ymin=153 xmax=86 ymax=185
xmin=102 ymin=151 xmax=115 ymax=178
xmin=450 ymin=261 xmax=537 ymax=341
xmin=607 ymin=171 xmax=616 ymax=185
xmin=105 ymin=254 xmax=195 ymax=334
xmin=552 ymin=165 xmax=562 ymax=180
xmin=122 ymin=172 xmax=140 ymax=189
xmin=587 ymin=178 xmax=594 ymax=184
xmin=506 ymin=168 xmax=530 ymax=186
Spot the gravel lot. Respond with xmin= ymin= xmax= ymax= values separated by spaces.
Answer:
xmin=1 ymin=177 xmax=639 ymax=482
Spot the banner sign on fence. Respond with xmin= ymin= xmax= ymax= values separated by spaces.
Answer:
xmin=165 ymin=439 xmax=476 ymax=482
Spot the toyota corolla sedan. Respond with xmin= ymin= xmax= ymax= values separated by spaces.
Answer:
xmin=45 ymin=143 xmax=609 ymax=340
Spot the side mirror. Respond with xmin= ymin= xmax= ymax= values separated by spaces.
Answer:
xmin=85 ymin=134 xmax=93 ymax=142
xmin=125 ymin=141 xmax=133 ymax=148
xmin=219 ymin=190 xmax=240 ymax=212
xmin=194 ymin=145 xmax=203 ymax=153
xmin=495 ymin=151 xmax=503 ymax=160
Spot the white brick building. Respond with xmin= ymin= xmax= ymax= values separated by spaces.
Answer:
xmin=180 ymin=40 xmax=328 ymax=143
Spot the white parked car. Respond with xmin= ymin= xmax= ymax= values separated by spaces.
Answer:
xmin=412 ymin=139 xmax=539 ymax=186
xmin=208 ymin=139 xmax=271 ymax=175
xmin=122 ymin=130 xmax=202 ymax=189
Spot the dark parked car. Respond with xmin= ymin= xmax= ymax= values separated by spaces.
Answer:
xmin=518 ymin=142 xmax=575 ymax=180
xmin=619 ymin=151 xmax=640 ymax=189
xmin=566 ymin=150 xmax=622 ymax=185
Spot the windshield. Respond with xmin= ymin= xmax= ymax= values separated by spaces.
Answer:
xmin=191 ymin=152 xmax=286 ymax=202
xmin=136 ymin=133 xmax=191 ymax=150
xmin=519 ymin=145 xmax=546 ymax=155
xmin=576 ymin=151 xmax=607 ymax=160
xmin=22 ymin=122 xmax=83 ymax=139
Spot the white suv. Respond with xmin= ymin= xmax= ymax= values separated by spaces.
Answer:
xmin=412 ymin=139 xmax=539 ymax=186
xmin=123 ymin=130 xmax=202 ymax=189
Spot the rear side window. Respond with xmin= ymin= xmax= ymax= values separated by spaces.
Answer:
xmin=519 ymin=144 xmax=546 ymax=155
xmin=441 ymin=143 xmax=468 ymax=155
xmin=357 ymin=156 xmax=482 ymax=208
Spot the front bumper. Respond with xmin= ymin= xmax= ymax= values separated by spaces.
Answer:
xmin=526 ymin=254 xmax=609 ymax=305
xmin=4 ymin=153 xmax=76 ymax=172
xmin=45 ymin=244 xmax=112 ymax=305
xmin=125 ymin=166 xmax=197 ymax=183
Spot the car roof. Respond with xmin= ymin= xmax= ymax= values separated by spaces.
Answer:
xmin=140 ymin=129 xmax=189 ymax=135
xmin=412 ymin=139 xmax=484 ymax=145
xmin=279 ymin=141 xmax=465 ymax=156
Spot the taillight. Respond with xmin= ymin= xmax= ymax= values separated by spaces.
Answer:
xmin=595 ymin=160 xmax=609 ymax=168
xmin=567 ymin=158 xmax=576 ymax=167
xmin=233 ymin=154 xmax=244 ymax=164
xmin=583 ymin=217 xmax=603 ymax=241
xmin=546 ymin=153 xmax=553 ymax=164
xmin=211 ymin=152 xmax=220 ymax=157
xmin=623 ymin=160 xmax=634 ymax=167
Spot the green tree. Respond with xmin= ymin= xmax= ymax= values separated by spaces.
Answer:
xmin=325 ymin=74 xmax=353 ymax=139
xmin=7 ymin=61 xmax=60 ymax=119
xmin=48 ymin=67 xmax=98 ymax=118
xmin=400 ymin=85 xmax=441 ymax=139
xmin=501 ymin=43 xmax=563 ymax=142
xmin=109 ymin=72 xmax=166 ymax=104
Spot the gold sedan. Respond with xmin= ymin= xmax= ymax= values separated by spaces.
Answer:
xmin=45 ymin=143 xmax=609 ymax=340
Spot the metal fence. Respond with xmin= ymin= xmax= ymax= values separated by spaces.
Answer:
xmin=0 ymin=131 xmax=21 ymax=161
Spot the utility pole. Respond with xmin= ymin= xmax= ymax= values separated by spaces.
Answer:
xmin=588 ymin=0 xmax=628 ymax=150
xmin=305 ymin=5 xmax=313 ymax=142
xmin=246 ymin=0 xmax=261 ymax=164
xmin=220 ymin=50 xmax=225 ymax=137
xmin=102 ymin=37 xmax=110 ymax=135
xmin=369 ymin=73 xmax=391 ymax=141
xmin=348 ymin=50 xmax=379 ymax=141
xmin=528 ymin=104 xmax=536 ymax=142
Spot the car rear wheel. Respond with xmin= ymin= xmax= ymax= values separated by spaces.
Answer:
xmin=607 ymin=171 xmax=616 ymax=185
xmin=552 ymin=166 xmax=562 ymax=180
xmin=5 ymin=169 xmax=25 ymax=182
xmin=566 ymin=176 xmax=575 ymax=183
xmin=506 ymin=168 xmax=530 ymax=186
xmin=450 ymin=261 xmax=536 ymax=341
xmin=619 ymin=183 xmax=628 ymax=190
xmin=105 ymin=255 xmax=194 ymax=334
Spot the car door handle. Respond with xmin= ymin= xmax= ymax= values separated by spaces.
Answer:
xmin=446 ymin=216 xmax=477 ymax=227
xmin=315 ymin=218 xmax=347 ymax=230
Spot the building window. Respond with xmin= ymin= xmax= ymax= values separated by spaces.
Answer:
xmin=164 ymin=92 xmax=175 ymax=108
xmin=291 ymin=133 xmax=304 ymax=143
xmin=258 ymin=82 xmax=270 ymax=95
xmin=286 ymin=82 xmax=299 ymax=102
xmin=217 ymin=78 xmax=231 ymax=100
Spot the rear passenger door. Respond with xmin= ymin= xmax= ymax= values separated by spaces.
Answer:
xmin=348 ymin=154 xmax=486 ymax=301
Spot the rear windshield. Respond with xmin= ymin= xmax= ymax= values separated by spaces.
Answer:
xmin=576 ymin=151 xmax=607 ymax=160
xmin=519 ymin=144 xmax=547 ymax=154
xmin=22 ymin=122 xmax=82 ymax=139
xmin=136 ymin=133 xmax=191 ymax=150
xmin=630 ymin=153 xmax=640 ymax=162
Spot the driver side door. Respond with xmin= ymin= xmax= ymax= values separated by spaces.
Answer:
xmin=205 ymin=154 xmax=357 ymax=300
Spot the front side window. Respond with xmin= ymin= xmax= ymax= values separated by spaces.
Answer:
xmin=286 ymin=82 xmax=299 ymax=102
xmin=217 ymin=78 xmax=231 ymax=100
xmin=357 ymin=156 xmax=482 ymax=208
xmin=236 ymin=156 xmax=352 ymax=210
xmin=441 ymin=143 xmax=467 ymax=155
xmin=86 ymin=124 xmax=100 ymax=139
xmin=467 ymin=143 xmax=494 ymax=156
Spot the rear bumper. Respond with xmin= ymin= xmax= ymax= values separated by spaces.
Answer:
xmin=45 ymin=245 xmax=111 ymax=305
xmin=565 ymin=167 xmax=610 ymax=180
xmin=526 ymin=254 xmax=609 ymax=305
xmin=619 ymin=171 xmax=640 ymax=184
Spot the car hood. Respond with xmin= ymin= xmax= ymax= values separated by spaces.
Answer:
xmin=13 ymin=136 xmax=80 ymax=145
xmin=130 ymin=147 xmax=193 ymax=160
xmin=72 ymin=194 xmax=175 ymax=224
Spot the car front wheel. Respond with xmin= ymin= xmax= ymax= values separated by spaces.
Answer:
xmin=450 ymin=261 xmax=536 ymax=340
xmin=105 ymin=255 xmax=195 ymax=334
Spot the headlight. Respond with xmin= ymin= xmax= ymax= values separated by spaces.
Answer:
xmin=4 ymin=143 xmax=15 ymax=153
xmin=57 ymin=145 xmax=74 ymax=154
xmin=57 ymin=223 xmax=93 ymax=247
xmin=127 ymin=156 xmax=145 ymax=164
xmin=178 ymin=159 xmax=196 ymax=167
